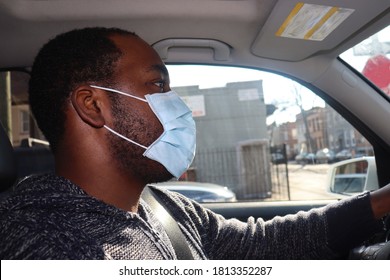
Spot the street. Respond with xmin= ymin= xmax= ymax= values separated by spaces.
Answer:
xmin=270 ymin=163 xmax=336 ymax=201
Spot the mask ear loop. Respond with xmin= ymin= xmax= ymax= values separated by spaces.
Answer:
xmin=90 ymin=85 xmax=148 ymax=103
xmin=90 ymin=84 xmax=150 ymax=150
xmin=103 ymin=125 xmax=148 ymax=150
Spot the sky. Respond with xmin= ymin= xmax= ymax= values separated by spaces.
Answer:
xmin=167 ymin=64 xmax=325 ymax=125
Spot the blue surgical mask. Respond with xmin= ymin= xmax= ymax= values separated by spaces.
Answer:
xmin=90 ymin=85 xmax=196 ymax=178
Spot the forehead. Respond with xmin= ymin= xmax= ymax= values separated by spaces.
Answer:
xmin=110 ymin=34 xmax=167 ymax=76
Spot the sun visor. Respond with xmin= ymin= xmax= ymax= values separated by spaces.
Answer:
xmin=251 ymin=1 xmax=388 ymax=61
xmin=275 ymin=3 xmax=354 ymax=41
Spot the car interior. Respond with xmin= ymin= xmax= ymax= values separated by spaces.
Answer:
xmin=0 ymin=0 xmax=390 ymax=259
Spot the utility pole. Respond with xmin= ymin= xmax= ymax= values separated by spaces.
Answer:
xmin=0 ymin=71 xmax=12 ymax=143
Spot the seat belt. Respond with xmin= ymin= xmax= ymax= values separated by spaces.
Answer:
xmin=141 ymin=186 xmax=195 ymax=260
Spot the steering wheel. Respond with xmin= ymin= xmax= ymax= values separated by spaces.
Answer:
xmin=349 ymin=242 xmax=390 ymax=259
xmin=349 ymin=215 xmax=390 ymax=259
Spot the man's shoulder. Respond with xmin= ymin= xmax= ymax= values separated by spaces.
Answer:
xmin=0 ymin=174 xmax=89 ymax=226
xmin=0 ymin=207 xmax=104 ymax=259
xmin=0 ymin=174 xmax=105 ymax=259
xmin=14 ymin=173 xmax=85 ymax=195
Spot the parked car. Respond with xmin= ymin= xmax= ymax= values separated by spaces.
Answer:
xmin=294 ymin=153 xmax=305 ymax=164
xmin=335 ymin=149 xmax=353 ymax=162
xmin=316 ymin=148 xmax=336 ymax=164
xmin=0 ymin=0 xmax=389 ymax=262
xmin=152 ymin=181 xmax=237 ymax=203
xmin=295 ymin=153 xmax=316 ymax=164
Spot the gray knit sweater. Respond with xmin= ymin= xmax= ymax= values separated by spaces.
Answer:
xmin=0 ymin=174 xmax=382 ymax=259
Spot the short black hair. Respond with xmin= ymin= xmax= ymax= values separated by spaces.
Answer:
xmin=29 ymin=27 xmax=137 ymax=152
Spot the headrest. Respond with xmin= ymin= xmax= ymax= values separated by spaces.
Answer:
xmin=0 ymin=122 xmax=17 ymax=191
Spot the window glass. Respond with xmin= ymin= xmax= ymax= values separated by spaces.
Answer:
xmin=20 ymin=110 xmax=30 ymax=134
xmin=0 ymin=71 xmax=54 ymax=178
xmin=167 ymin=65 xmax=374 ymax=202
xmin=339 ymin=25 xmax=390 ymax=96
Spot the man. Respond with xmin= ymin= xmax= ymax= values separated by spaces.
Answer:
xmin=0 ymin=27 xmax=389 ymax=259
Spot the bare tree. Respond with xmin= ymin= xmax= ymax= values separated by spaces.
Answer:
xmin=291 ymin=83 xmax=316 ymax=153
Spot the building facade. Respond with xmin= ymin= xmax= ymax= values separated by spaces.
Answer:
xmin=271 ymin=104 xmax=373 ymax=158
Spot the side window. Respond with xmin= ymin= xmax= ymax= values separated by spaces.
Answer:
xmin=20 ymin=110 xmax=30 ymax=134
xmin=167 ymin=65 xmax=374 ymax=202
xmin=2 ymin=71 xmax=31 ymax=146
xmin=340 ymin=25 xmax=390 ymax=97
xmin=0 ymin=70 xmax=54 ymax=178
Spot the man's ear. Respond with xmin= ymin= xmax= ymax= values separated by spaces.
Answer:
xmin=70 ymin=86 xmax=106 ymax=128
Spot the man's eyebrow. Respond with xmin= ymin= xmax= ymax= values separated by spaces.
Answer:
xmin=147 ymin=64 xmax=169 ymax=77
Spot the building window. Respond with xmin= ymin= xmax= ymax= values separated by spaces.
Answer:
xmin=20 ymin=110 xmax=29 ymax=134
xmin=283 ymin=131 xmax=288 ymax=141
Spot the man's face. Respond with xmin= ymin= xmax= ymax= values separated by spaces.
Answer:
xmin=106 ymin=34 xmax=173 ymax=184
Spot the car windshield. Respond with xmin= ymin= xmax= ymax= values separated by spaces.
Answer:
xmin=339 ymin=25 xmax=390 ymax=97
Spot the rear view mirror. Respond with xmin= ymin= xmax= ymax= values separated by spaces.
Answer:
xmin=327 ymin=157 xmax=378 ymax=196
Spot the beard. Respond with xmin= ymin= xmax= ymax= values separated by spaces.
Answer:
xmin=107 ymin=96 xmax=174 ymax=184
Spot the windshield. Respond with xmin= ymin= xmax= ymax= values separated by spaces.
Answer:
xmin=339 ymin=25 xmax=390 ymax=96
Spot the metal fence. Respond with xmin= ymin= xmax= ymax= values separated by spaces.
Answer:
xmin=269 ymin=162 xmax=291 ymax=201
xmin=270 ymin=144 xmax=291 ymax=200
xmin=187 ymin=142 xmax=291 ymax=201
xmin=192 ymin=147 xmax=240 ymax=191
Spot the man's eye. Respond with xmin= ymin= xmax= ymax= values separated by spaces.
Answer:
xmin=153 ymin=81 xmax=165 ymax=90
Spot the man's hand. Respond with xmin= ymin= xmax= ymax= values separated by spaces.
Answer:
xmin=370 ymin=183 xmax=390 ymax=219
